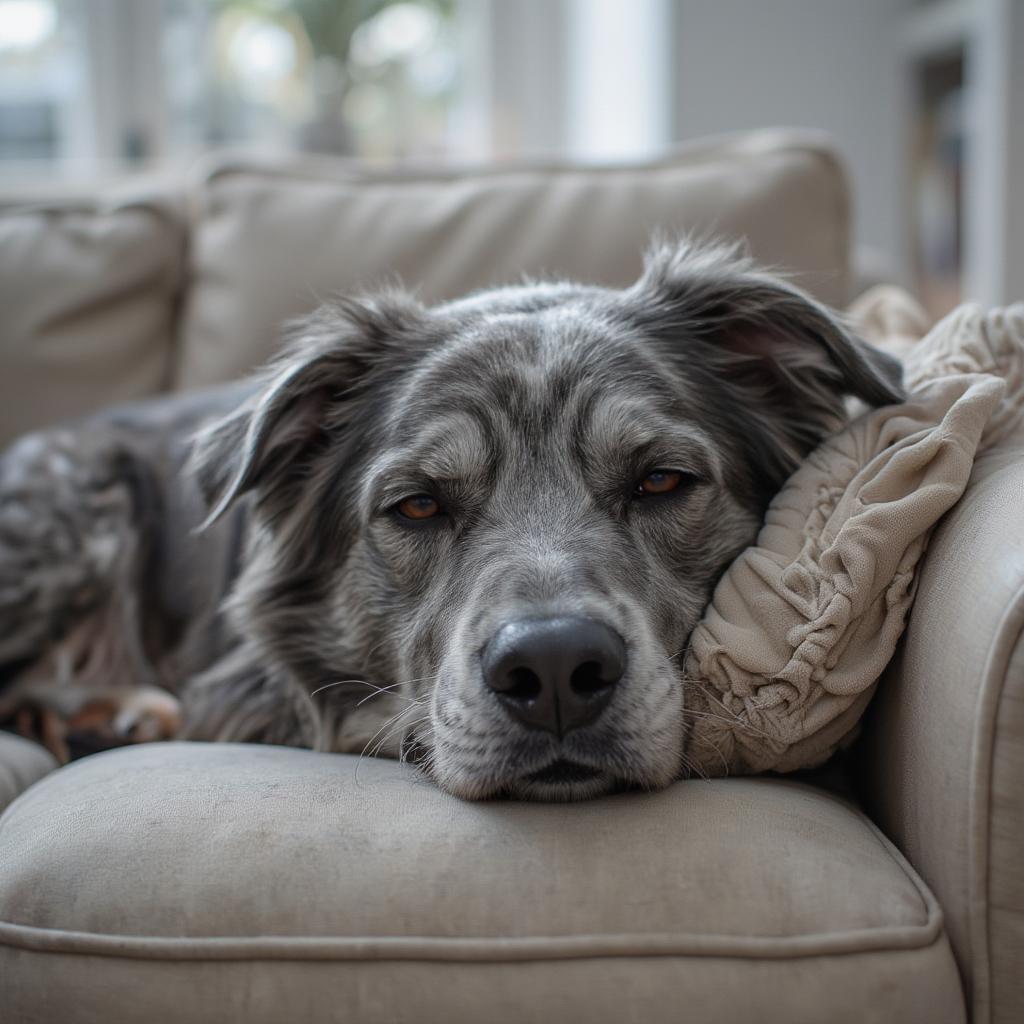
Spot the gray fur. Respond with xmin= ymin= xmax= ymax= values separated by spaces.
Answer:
xmin=1 ymin=239 xmax=903 ymax=798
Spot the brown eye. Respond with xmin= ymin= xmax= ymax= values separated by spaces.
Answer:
xmin=636 ymin=469 xmax=685 ymax=497
xmin=396 ymin=494 xmax=442 ymax=520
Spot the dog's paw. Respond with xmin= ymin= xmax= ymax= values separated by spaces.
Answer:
xmin=105 ymin=687 xmax=183 ymax=743
xmin=1 ymin=685 xmax=182 ymax=763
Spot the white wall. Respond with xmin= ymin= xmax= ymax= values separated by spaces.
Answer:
xmin=671 ymin=0 xmax=913 ymax=283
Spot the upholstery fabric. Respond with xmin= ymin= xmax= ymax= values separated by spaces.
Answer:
xmin=0 ymin=732 xmax=57 ymax=815
xmin=174 ymin=129 xmax=851 ymax=388
xmin=859 ymin=438 xmax=1024 ymax=1024
xmin=0 ymin=743 xmax=963 ymax=1023
xmin=0 ymin=195 xmax=185 ymax=446
xmin=684 ymin=301 xmax=1023 ymax=777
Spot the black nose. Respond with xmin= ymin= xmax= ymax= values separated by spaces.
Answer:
xmin=481 ymin=617 xmax=626 ymax=738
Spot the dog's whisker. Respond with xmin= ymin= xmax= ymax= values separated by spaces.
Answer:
xmin=685 ymin=687 xmax=773 ymax=742
xmin=309 ymin=677 xmax=430 ymax=703
xmin=368 ymin=713 xmax=429 ymax=762
xmin=685 ymin=727 xmax=731 ymax=776
xmin=309 ymin=678 xmax=368 ymax=699
xmin=354 ymin=676 xmax=435 ymax=707
xmin=353 ymin=688 xmax=436 ymax=775
xmin=679 ymin=749 xmax=711 ymax=782
xmin=682 ymin=704 xmax=770 ymax=740
xmin=354 ymin=705 xmax=431 ymax=788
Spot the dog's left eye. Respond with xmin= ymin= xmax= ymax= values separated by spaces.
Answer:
xmin=634 ymin=469 xmax=686 ymax=497
xmin=395 ymin=494 xmax=443 ymax=520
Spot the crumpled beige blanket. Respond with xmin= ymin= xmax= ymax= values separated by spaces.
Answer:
xmin=683 ymin=292 xmax=1024 ymax=777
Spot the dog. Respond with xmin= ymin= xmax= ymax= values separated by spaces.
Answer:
xmin=0 ymin=239 xmax=902 ymax=799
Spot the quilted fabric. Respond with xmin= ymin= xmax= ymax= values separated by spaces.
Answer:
xmin=683 ymin=298 xmax=1024 ymax=776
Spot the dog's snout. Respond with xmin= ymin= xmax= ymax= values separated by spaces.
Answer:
xmin=481 ymin=617 xmax=626 ymax=737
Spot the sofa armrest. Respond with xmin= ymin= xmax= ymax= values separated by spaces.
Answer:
xmin=859 ymin=439 xmax=1024 ymax=1024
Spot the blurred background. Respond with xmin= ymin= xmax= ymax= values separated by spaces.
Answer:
xmin=0 ymin=0 xmax=1021 ymax=315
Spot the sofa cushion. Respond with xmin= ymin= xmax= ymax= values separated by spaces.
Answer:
xmin=0 ymin=193 xmax=185 ymax=447
xmin=176 ymin=129 xmax=852 ymax=389
xmin=0 ymin=743 xmax=963 ymax=1023
xmin=0 ymin=732 xmax=56 ymax=814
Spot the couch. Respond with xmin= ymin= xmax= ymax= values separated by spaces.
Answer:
xmin=0 ymin=130 xmax=1020 ymax=1023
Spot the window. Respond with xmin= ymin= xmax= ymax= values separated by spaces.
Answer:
xmin=0 ymin=0 xmax=83 ymax=171
xmin=0 ymin=0 xmax=674 ymax=182
xmin=163 ymin=0 xmax=459 ymax=161
xmin=0 ymin=0 xmax=460 ymax=180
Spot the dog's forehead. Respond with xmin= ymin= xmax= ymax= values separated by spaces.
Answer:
xmin=390 ymin=305 xmax=665 ymax=427
xmin=371 ymin=304 xmax=722 ymax=485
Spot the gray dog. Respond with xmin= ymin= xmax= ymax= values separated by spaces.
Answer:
xmin=0 ymin=240 xmax=902 ymax=799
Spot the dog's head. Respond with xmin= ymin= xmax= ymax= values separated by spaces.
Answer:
xmin=191 ymin=240 xmax=902 ymax=800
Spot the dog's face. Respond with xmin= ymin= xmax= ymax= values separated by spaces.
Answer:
xmin=192 ymin=241 xmax=902 ymax=800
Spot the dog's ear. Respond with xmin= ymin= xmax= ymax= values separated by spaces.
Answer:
xmin=190 ymin=293 xmax=429 ymax=528
xmin=624 ymin=238 xmax=905 ymax=493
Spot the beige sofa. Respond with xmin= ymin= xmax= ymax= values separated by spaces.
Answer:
xmin=0 ymin=130 xmax=1020 ymax=1023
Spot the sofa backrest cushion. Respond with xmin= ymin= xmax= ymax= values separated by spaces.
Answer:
xmin=0 ymin=195 xmax=184 ymax=447
xmin=175 ymin=129 xmax=851 ymax=389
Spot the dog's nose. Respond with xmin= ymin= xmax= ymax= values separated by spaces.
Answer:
xmin=482 ymin=617 xmax=626 ymax=737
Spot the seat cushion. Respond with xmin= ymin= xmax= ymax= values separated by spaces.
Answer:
xmin=0 ymin=732 xmax=56 ymax=814
xmin=175 ymin=129 xmax=852 ymax=389
xmin=0 ymin=743 xmax=962 ymax=1023
xmin=0 ymin=191 xmax=185 ymax=446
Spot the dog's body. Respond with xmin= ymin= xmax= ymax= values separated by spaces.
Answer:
xmin=0 ymin=241 xmax=903 ymax=797
xmin=0 ymin=385 xmax=255 ymax=751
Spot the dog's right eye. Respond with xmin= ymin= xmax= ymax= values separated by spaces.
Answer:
xmin=395 ymin=494 xmax=443 ymax=521
xmin=634 ymin=469 xmax=687 ymax=497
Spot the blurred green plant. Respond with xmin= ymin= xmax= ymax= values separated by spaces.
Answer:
xmin=197 ymin=0 xmax=457 ymax=158
xmin=214 ymin=0 xmax=453 ymax=63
